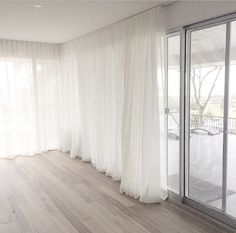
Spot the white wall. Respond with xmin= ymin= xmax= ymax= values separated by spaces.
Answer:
xmin=165 ymin=1 xmax=236 ymax=30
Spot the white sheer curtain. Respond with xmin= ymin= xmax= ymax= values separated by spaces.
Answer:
xmin=0 ymin=40 xmax=61 ymax=158
xmin=60 ymin=27 xmax=124 ymax=180
xmin=0 ymin=8 xmax=166 ymax=202
xmin=120 ymin=9 xmax=167 ymax=202
xmin=60 ymin=8 xmax=167 ymax=202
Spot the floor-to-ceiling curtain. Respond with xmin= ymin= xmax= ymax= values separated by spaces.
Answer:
xmin=120 ymin=8 xmax=167 ymax=202
xmin=60 ymin=8 xmax=167 ymax=202
xmin=0 ymin=40 xmax=61 ymax=158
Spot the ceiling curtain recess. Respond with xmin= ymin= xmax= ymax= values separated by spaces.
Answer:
xmin=60 ymin=7 xmax=167 ymax=203
xmin=0 ymin=7 xmax=167 ymax=203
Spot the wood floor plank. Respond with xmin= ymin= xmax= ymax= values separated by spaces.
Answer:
xmin=0 ymin=151 xmax=234 ymax=233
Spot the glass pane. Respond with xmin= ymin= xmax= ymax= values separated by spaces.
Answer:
xmin=188 ymin=24 xmax=226 ymax=209
xmin=167 ymin=35 xmax=180 ymax=193
xmin=226 ymin=21 xmax=236 ymax=218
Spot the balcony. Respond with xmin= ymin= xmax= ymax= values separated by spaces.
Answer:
xmin=168 ymin=112 xmax=236 ymax=216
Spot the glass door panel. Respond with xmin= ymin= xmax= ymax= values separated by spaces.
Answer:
xmin=187 ymin=24 xmax=226 ymax=209
xmin=167 ymin=35 xmax=180 ymax=193
xmin=226 ymin=21 xmax=236 ymax=218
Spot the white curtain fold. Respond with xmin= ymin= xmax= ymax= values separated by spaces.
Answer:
xmin=0 ymin=40 xmax=61 ymax=158
xmin=60 ymin=8 xmax=167 ymax=202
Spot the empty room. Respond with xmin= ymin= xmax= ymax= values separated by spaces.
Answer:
xmin=1 ymin=0 xmax=236 ymax=232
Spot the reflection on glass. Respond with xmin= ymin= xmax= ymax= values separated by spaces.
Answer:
xmin=188 ymin=25 xmax=226 ymax=209
xmin=167 ymin=35 xmax=180 ymax=193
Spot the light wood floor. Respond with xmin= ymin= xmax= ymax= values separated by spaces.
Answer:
xmin=0 ymin=151 xmax=233 ymax=233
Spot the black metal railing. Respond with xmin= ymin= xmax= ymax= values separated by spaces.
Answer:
xmin=168 ymin=112 xmax=236 ymax=135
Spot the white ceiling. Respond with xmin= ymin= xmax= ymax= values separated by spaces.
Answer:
xmin=0 ymin=1 xmax=163 ymax=44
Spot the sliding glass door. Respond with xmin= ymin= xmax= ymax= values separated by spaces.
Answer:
xmin=186 ymin=24 xmax=226 ymax=209
xmin=185 ymin=18 xmax=236 ymax=224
